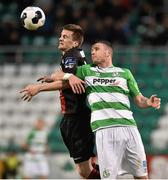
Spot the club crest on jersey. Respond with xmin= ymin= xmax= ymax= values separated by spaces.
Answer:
xmin=95 ymin=72 xmax=100 ymax=76
xmin=64 ymin=57 xmax=76 ymax=68
xmin=112 ymin=72 xmax=120 ymax=77
xmin=103 ymin=169 xmax=110 ymax=178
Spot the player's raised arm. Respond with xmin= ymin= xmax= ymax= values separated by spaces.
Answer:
xmin=20 ymin=81 xmax=69 ymax=102
xmin=44 ymin=70 xmax=86 ymax=94
xmin=37 ymin=75 xmax=54 ymax=83
xmin=37 ymin=70 xmax=64 ymax=83
xmin=51 ymin=70 xmax=65 ymax=81
xmin=134 ymin=94 xmax=161 ymax=109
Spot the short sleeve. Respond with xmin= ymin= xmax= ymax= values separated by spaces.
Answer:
xmin=126 ymin=69 xmax=141 ymax=97
xmin=63 ymin=56 xmax=77 ymax=74
xmin=62 ymin=49 xmax=87 ymax=74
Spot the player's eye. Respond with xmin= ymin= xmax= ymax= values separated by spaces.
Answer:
xmin=94 ymin=47 xmax=98 ymax=51
xmin=63 ymin=35 xmax=68 ymax=39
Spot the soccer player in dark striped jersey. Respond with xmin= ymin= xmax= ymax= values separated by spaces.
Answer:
xmin=20 ymin=24 xmax=100 ymax=179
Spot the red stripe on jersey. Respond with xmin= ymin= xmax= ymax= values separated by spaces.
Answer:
xmin=59 ymin=90 xmax=66 ymax=114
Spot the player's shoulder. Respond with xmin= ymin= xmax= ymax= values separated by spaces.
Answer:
xmin=113 ymin=66 xmax=134 ymax=79
xmin=81 ymin=63 xmax=95 ymax=69
xmin=65 ymin=48 xmax=85 ymax=58
xmin=114 ymin=66 xmax=131 ymax=74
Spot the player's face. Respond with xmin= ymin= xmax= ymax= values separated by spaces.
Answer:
xmin=36 ymin=119 xmax=45 ymax=130
xmin=58 ymin=29 xmax=77 ymax=52
xmin=91 ymin=43 xmax=107 ymax=65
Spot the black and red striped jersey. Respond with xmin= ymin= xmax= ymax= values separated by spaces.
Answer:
xmin=60 ymin=48 xmax=91 ymax=114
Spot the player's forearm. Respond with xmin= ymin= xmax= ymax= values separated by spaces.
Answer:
xmin=38 ymin=81 xmax=68 ymax=92
xmin=134 ymin=94 xmax=151 ymax=108
xmin=51 ymin=71 xmax=65 ymax=81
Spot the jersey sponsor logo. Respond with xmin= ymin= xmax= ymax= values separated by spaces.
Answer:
xmin=64 ymin=57 xmax=76 ymax=68
xmin=93 ymin=78 xmax=120 ymax=85
xmin=103 ymin=169 xmax=110 ymax=178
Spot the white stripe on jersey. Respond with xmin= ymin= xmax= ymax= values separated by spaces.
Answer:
xmin=91 ymin=109 xmax=133 ymax=123
xmin=90 ymin=66 xmax=125 ymax=73
xmin=87 ymin=92 xmax=130 ymax=107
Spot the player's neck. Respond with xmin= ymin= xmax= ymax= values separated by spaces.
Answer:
xmin=98 ymin=61 xmax=113 ymax=68
xmin=62 ymin=47 xmax=75 ymax=55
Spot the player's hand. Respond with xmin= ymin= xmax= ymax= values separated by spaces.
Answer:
xmin=20 ymin=90 xmax=33 ymax=101
xmin=20 ymin=84 xmax=40 ymax=101
xmin=37 ymin=76 xmax=53 ymax=83
xmin=147 ymin=94 xmax=161 ymax=109
xmin=68 ymin=75 xmax=85 ymax=94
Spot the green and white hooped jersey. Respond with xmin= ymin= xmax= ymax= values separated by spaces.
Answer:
xmin=76 ymin=64 xmax=141 ymax=132
xmin=27 ymin=129 xmax=48 ymax=153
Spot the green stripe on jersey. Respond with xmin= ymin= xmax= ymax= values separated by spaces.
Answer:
xmin=91 ymin=101 xmax=130 ymax=111
xmin=91 ymin=118 xmax=137 ymax=131
xmin=75 ymin=64 xmax=140 ymax=131
xmin=86 ymin=86 xmax=129 ymax=95
xmin=83 ymin=70 xmax=128 ymax=79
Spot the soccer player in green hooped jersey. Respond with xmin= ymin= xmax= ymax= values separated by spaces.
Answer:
xmin=60 ymin=41 xmax=161 ymax=179
xmin=22 ymin=118 xmax=49 ymax=179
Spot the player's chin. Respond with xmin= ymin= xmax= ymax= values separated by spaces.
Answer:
xmin=93 ymin=59 xmax=99 ymax=65
xmin=58 ymin=45 xmax=65 ymax=51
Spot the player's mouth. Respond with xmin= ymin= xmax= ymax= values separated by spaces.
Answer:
xmin=92 ymin=55 xmax=96 ymax=59
xmin=59 ymin=42 xmax=63 ymax=46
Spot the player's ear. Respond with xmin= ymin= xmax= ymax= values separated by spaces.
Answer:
xmin=106 ymin=49 xmax=112 ymax=57
xmin=73 ymin=41 xmax=79 ymax=48
xmin=105 ymin=50 xmax=110 ymax=57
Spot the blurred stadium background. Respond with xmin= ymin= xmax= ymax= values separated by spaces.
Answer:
xmin=0 ymin=0 xmax=168 ymax=178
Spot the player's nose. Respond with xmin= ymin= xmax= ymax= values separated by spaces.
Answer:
xmin=59 ymin=36 xmax=63 ymax=41
xmin=91 ymin=50 xmax=94 ymax=55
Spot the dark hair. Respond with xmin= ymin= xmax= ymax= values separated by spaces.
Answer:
xmin=94 ymin=40 xmax=112 ymax=49
xmin=63 ymin=24 xmax=84 ymax=47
